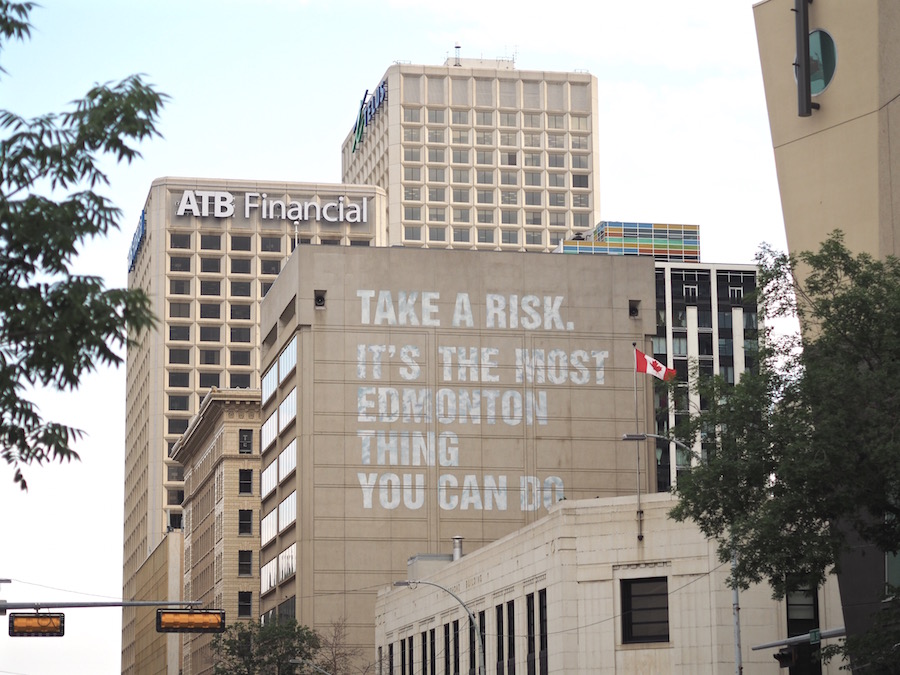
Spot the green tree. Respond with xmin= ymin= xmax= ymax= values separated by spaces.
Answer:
xmin=670 ymin=231 xmax=900 ymax=666
xmin=212 ymin=619 xmax=320 ymax=675
xmin=0 ymin=1 xmax=163 ymax=488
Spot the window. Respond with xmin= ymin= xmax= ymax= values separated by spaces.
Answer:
xmin=548 ymin=153 xmax=565 ymax=168
xmin=477 ymin=228 xmax=494 ymax=244
xmin=239 ymin=429 xmax=253 ymax=454
xmin=452 ymin=189 xmax=470 ymax=203
xmin=200 ymin=280 xmax=220 ymax=296
xmin=427 ymin=128 xmax=444 ymax=143
xmin=231 ymin=304 xmax=251 ymax=320
xmin=404 ymin=226 xmax=421 ymax=240
xmin=170 ymin=233 xmax=191 ymax=249
xmin=549 ymin=212 xmax=566 ymax=227
xmin=429 ymin=207 xmax=445 ymax=222
xmin=500 ymin=132 xmax=516 ymax=146
xmin=429 ymin=226 xmax=446 ymax=242
xmin=403 ymin=108 xmax=420 ymax=122
xmin=524 ymin=153 xmax=541 ymax=167
xmin=428 ymin=187 xmax=446 ymax=202
xmin=452 ymin=129 xmax=469 ymax=144
xmin=169 ymin=279 xmax=190 ymax=295
xmin=200 ymin=303 xmax=220 ymax=319
xmin=572 ymin=174 xmax=589 ymax=188
xmin=238 ymin=591 xmax=252 ymax=618
xmin=238 ymin=509 xmax=252 ymax=535
xmin=231 ymin=350 xmax=251 ymax=366
xmin=573 ymin=213 xmax=591 ymax=228
xmin=169 ymin=256 xmax=191 ymax=272
xmin=168 ymin=371 xmax=189 ymax=388
xmin=167 ymin=464 xmax=184 ymax=481
xmin=476 ymin=130 xmax=493 ymax=146
xmin=403 ymin=127 xmax=420 ymax=142
xmin=261 ymin=237 xmax=281 ymax=252
xmin=476 ymin=171 xmax=493 ymax=186
xmin=404 ymin=206 xmax=422 ymax=221
xmin=169 ymin=302 xmax=190 ymax=318
xmin=452 ymin=168 xmax=469 ymax=183
xmin=501 ymin=191 xmax=517 ymax=205
xmin=525 ymin=191 xmax=541 ymax=206
xmin=548 ymin=193 xmax=566 ymax=208
xmin=524 ymin=132 xmax=541 ymax=148
xmin=501 ymin=152 xmax=517 ymax=166
xmin=428 ymin=167 xmax=445 ymax=182
xmin=169 ymin=349 xmax=190 ymax=365
xmin=168 ymin=418 xmax=188 ymax=435
xmin=404 ymin=146 xmax=421 ymax=162
xmin=500 ymin=112 xmax=516 ymax=127
xmin=452 ymin=149 xmax=469 ymax=164
xmin=548 ymin=173 xmax=566 ymax=188
xmin=477 ymin=210 xmax=494 ymax=224
xmin=525 ymin=230 xmax=543 ymax=245
xmin=548 ymin=113 xmax=565 ymax=129
xmin=239 ymin=469 xmax=253 ymax=494
xmin=260 ymin=259 xmax=280 ymax=275
xmin=199 ymin=372 xmax=220 ymax=388
xmin=231 ymin=235 xmax=251 ymax=251
xmin=548 ymin=132 xmax=565 ymax=148
xmin=500 ymin=171 xmax=517 ymax=186
xmin=200 ymin=349 xmax=220 ymax=365
xmin=200 ymin=257 xmax=220 ymax=273
xmin=200 ymin=234 xmax=221 ymax=250
xmin=571 ymin=135 xmax=589 ymax=149
xmin=169 ymin=325 xmax=190 ymax=342
xmin=428 ymin=147 xmax=445 ymax=163
xmin=231 ymin=281 xmax=251 ymax=297
xmin=525 ymin=212 xmax=542 ymax=226
xmin=525 ymin=172 xmax=541 ymax=187
xmin=238 ymin=550 xmax=252 ymax=576
xmin=404 ymin=167 xmax=421 ymax=181
xmin=476 ymin=111 xmax=493 ymax=126
xmin=231 ymin=373 xmax=251 ymax=388
xmin=571 ymin=116 xmax=589 ymax=130
xmin=404 ymin=186 xmax=421 ymax=201
xmin=168 ymin=395 xmax=189 ymax=411
xmin=476 ymin=152 xmax=492 ymax=166
xmin=477 ymin=190 xmax=493 ymax=204
xmin=451 ymin=110 xmax=468 ymax=124
xmin=452 ymin=209 xmax=469 ymax=223
xmin=453 ymin=228 xmax=470 ymax=243
xmin=231 ymin=258 xmax=251 ymax=275
xmin=501 ymin=230 xmax=518 ymax=244
xmin=572 ymin=155 xmax=589 ymax=169
xmin=622 ymin=577 xmax=669 ymax=643
xmin=167 ymin=489 xmax=184 ymax=505
xmin=501 ymin=211 xmax=518 ymax=225
xmin=427 ymin=108 xmax=444 ymax=124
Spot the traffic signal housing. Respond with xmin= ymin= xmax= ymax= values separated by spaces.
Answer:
xmin=9 ymin=613 xmax=65 ymax=637
xmin=774 ymin=645 xmax=798 ymax=668
xmin=156 ymin=609 xmax=225 ymax=633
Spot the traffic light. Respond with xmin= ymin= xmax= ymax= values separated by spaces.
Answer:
xmin=9 ymin=613 xmax=65 ymax=637
xmin=774 ymin=646 xmax=798 ymax=668
xmin=156 ymin=609 xmax=225 ymax=633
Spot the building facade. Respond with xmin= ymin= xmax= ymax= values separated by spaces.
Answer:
xmin=555 ymin=221 xmax=701 ymax=262
xmin=376 ymin=493 xmax=845 ymax=674
xmin=171 ymin=389 xmax=262 ymax=675
xmin=341 ymin=58 xmax=599 ymax=251
xmin=122 ymin=177 xmax=386 ymax=673
xmin=257 ymin=244 xmax=658 ymax=664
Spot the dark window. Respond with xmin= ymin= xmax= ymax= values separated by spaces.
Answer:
xmin=278 ymin=597 xmax=295 ymax=620
xmin=167 ymin=489 xmax=184 ymax=505
xmin=169 ymin=325 xmax=190 ymax=341
xmin=239 ymin=469 xmax=253 ymax=494
xmin=231 ymin=304 xmax=251 ymax=320
xmin=238 ymin=429 xmax=253 ymax=454
xmin=538 ymin=589 xmax=548 ymax=675
xmin=260 ymin=259 xmax=281 ymax=275
xmin=168 ymin=371 xmax=190 ymax=388
xmin=231 ymin=258 xmax=252 ymax=275
xmin=231 ymin=327 xmax=251 ymax=343
xmin=453 ymin=620 xmax=460 ymax=675
xmin=507 ymin=600 xmax=516 ymax=675
xmin=169 ymin=256 xmax=191 ymax=272
xmin=168 ymin=395 xmax=189 ymax=411
xmin=199 ymin=326 xmax=220 ymax=342
xmin=261 ymin=281 xmax=273 ymax=297
xmin=199 ymin=372 xmax=220 ymax=388
xmin=200 ymin=280 xmax=220 ymax=296
xmin=622 ymin=577 xmax=669 ymax=643
xmin=527 ymin=593 xmax=536 ymax=672
xmin=238 ymin=591 xmax=252 ymax=618
xmin=200 ymin=303 xmax=221 ymax=319
xmin=231 ymin=350 xmax=251 ymax=366
xmin=238 ymin=509 xmax=252 ymax=534
xmin=170 ymin=233 xmax=191 ymax=249
xmin=261 ymin=236 xmax=281 ymax=252
xmin=572 ymin=174 xmax=589 ymax=188
xmin=444 ymin=624 xmax=451 ymax=675
xmin=230 ymin=373 xmax=251 ymax=389
xmin=429 ymin=628 xmax=436 ymax=675
xmin=168 ymin=349 xmax=190 ymax=365
xmin=231 ymin=281 xmax=251 ymax=297
xmin=231 ymin=235 xmax=251 ymax=251
xmin=200 ymin=234 xmax=221 ymax=250
xmin=200 ymin=349 xmax=220 ymax=365
xmin=238 ymin=550 xmax=252 ymax=576
xmin=496 ymin=605 xmax=505 ymax=675
xmin=200 ymin=257 xmax=221 ymax=273
xmin=168 ymin=418 xmax=189 ymax=435
xmin=169 ymin=279 xmax=190 ymax=295
xmin=167 ymin=464 xmax=184 ymax=481
xmin=169 ymin=302 xmax=190 ymax=319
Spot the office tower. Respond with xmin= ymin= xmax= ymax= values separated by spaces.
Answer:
xmin=121 ymin=178 xmax=385 ymax=673
xmin=257 ymin=244 xmax=658 ymax=661
xmin=341 ymin=58 xmax=599 ymax=251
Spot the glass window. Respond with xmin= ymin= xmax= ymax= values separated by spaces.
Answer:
xmin=169 ymin=279 xmax=190 ymax=295
xmin=200 ymin=303 xmax=220 ymax=319
xmin=403 ymin=108 xmax=420 ymax=122
xmin=477 ymin=190 xmax=494 ymax=204
xmin=452 ymin=209 xmax=469 ymax=223
xmin=239 ymin=469 xmax=253 ymax=494
xmin=525 ymin=230 xmax=542 ymax=245
xmin=428 ymin=147 xmax=445 ymax=163
xmin=501 ymin=230 xmax=518 ymax=244
xmin=238 ymin=509 xmax=253 ymax=535
xmin=261 ymin=237 xmax=281 ymax=252
xmin=476 ymin=130 xmax=493 ymax=145
xmin=549 ymin=173 xmax=566 ymax=187
xmin=169 ymin=325 xmax=190 ymax=342
xmin=169 ymin=349 xmax=190 ymax=365
xmin=200 ymin=234 xmax=221 ymax=250
xmin=169 ymin=302 xmax=190 ymax=319
xmin=477 ymin=228 xmax=494 ymax=243
xmin=501 ymin=171 xmax=517 ymax=186
xmin=200 ymin=257 xmax=220 ymax=273
xmin=230 ymin=373 xmax=251 ymax=388
xmin=404 ymin=146 xmax=421 ymax=162
xmin=452 ymin=149 xmax=469 ymax=164
xmin=199 ymin=372 xmax=220 ymax=388
xmin=427 ymin=108 xmax=444 ymax=124
xmin=403 ymin=127 xmax=420 ymax=142
xmin=200 ymin=280 xmax=220 ymax=296
xmin=548 ymin=114 xmax=565 ymax=129
xmin=238 ymin=551 xmax=252 ymax=577
xmin=452 ymin=168 xmax=469 ymax=183
xmin=200 ymin=349 xmax=220 ymax=365
xmin=477 ymin=210 xmax=494 ymax=224
xmin=169 ymin=256 xmax=191 ymax=272
xmin=168 ymin=395 xmax=189 ymax=411
xmin=429 ymin=226 xmax=446 ymax=242
xmin=428 ymin=167 xmax=445 ymax=182
xmin=548 ymin=153 xmax=565 ymax=168
xmin=524 ymin=153 xmax=541 ymax=167
xmin=573 ymin=194 xmax=590 ymax=208
xmin=428 ymin=187 xmax=446 ymax=202
xmin=231 ymin=235 xmax=251 ymax=251
xmin=476 ymin=111 xmax=493 ymax=126
xmin=404 ymin=226 xmax=421 ymax=240
xmin=239 ymin=429 xmax=253 ymax=454
xmin=230 ymin=350 xmax=251 ymax=366
xmin=501 ymin=152 xmax=517 ymax=166
xmin=170 ymin=233 xmax=191 ymax=249
xmin=451 ymin=129 xmax=469 ymax=144
xmin=404 ymin=186 xmax=421 ymax=201
xmin=453 ymin=228 xmax=470 ymax=243
xmin=231 ymin=304 xmax=251 ymax=320
xmin=428 ymin=207 xmax=445 ymax=222
xmin=476 ymin=170 xmax=493 ymax=185
xmin=404 ymin=166 xmax=421 ymax=181
xmin=451 ymin=110 xmax=468 ymax=124
xmin=525 ymin=191 xmax=541 ymax=206
xmin=476 ymin=151 xmax=492 ymax=166
xmin=523 ymin=132 xmax=541 ymax=148
xmin=404 ymin=206 xmax=422 ymax=221
xmin=231 ymin=281 xmax=251 ymax=297
xmin=549 ymin=193 xmax=566 ymax=207
xmin=168 ymin=418 xmax=188 ymax=435
xmin=572 ymin=174 xmax=589 ymax=188
xmin=547 ymin=133 xmax=565 ymax=148
xmin=231 ymin=327 xmax=251 ymax=343
xmin=622 ymin=578 xmax=669 ymax=643
xmin=525 ymin=212 xmax=542 ymax=226
xmin=572 ymin=155 xmax=589 ymax=169
xmin=199 ymin=326 xmax=220 ymax=342
xmin=452 ymin=189 xmax=470 ymax=203
xmin=168 ymin=371 xmax=189 ymax=388
xmin=525 ymin=172 xmax=541 ymax=187
xmin=501 ymin=191 xmax=517 ymax=205
xmin=500 ymin=132 xmax=516 ymax=146
xmin=427 ymin=128 xmax=444 ymax=143
xmin=501 ymin=211 xmax=518 ymax=225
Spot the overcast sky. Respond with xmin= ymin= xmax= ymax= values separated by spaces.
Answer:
xmin=0 ymin=1 xmax=783 ymax=673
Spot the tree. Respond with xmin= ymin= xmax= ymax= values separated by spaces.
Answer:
xmin=315 ymin=618 xmax=375 ymax=675
xmin=0 ymin=1 xmax=163 ymax=488
xmin=669 ymin=231 xmax=900 ymax=665
xmin=212 ymin=619 xmax=320 ymax=675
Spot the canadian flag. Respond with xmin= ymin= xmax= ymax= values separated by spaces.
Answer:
xmin=635 ymin=348 xmax=676 ymax=381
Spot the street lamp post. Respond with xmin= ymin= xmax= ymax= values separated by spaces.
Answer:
xmin=394 ymin=579 xmax=486 ymax=675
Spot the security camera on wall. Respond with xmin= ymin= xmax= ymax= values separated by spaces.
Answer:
xmin=314 ymin=290 xmax=326 ymax=309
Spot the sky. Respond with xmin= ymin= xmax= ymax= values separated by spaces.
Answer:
xmin=0 ymin=1 xmax=785 ymax=673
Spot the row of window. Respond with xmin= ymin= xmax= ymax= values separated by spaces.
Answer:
xmin=169 ymin=279 xmax=272 ymax=297
xmin=402 ymin=127 xmax=590 ymax=149
xmin=402 ymin=108 xmax=590 ymax=131
xmin=166 ymin=370 xmax=251 ymax=392
xmin=170 ymin=233 xmax=284 ymax=252
xmin=401 ymin=147 xmax=590 ymax=169
xmin=169 ymin=301 xmax=252 ymax=320
xmin=168 ymin=348 xmax=254 ymax=366
xmin=169 ymin=256 xmax=281 ymax=275
xmin=404 ymin=185 xmax=587 ymax=204
xmin=260 ymin=543 xmax=297 ymax=595
xmin=168 ymin=325 xmax=254 ymax=343
xmin=403 ymin=226 xmax=551 ymax=246
xmin=404 ymin=207 xmax=586 ymax=225
xmin=401 ymin=166 xmax=589 ymax=188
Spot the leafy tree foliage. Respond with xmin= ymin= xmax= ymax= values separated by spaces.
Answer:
xmin=0 ymin=1 xmax=163 ymax=488
xmin=212 ymin=619 xmax=320 ymax=675
xmin=670 ymin=231 xmax=900 ymax=665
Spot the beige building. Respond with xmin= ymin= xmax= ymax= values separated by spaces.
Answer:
xmin=342 ymin=58 xmax=599 ymax=251
xmin=377 ymin=493 xmax=845 ymax=674
xmin=122 ymin=177 xmax=386 ymax=673
xmin=754 ymin=0 xmax=900 ymax=259
xmin=133 ymin=531 xmax=183 ymax=675
xmin=171 ymin=389 xmax=262 ymax=675
xmin=258 ymin=244 xmax=658 ymax=664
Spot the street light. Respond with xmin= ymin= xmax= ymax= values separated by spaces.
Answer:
xmin=394 ymin=579 xmax=486 ymax=675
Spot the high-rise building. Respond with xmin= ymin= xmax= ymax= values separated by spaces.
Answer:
xmin=121 ymin=178 xmax=386 ymax=673
xmin=257 ymin=244 xmax=658 ymax=662
xmin=341 ymin=58 xmax=599 ymax=251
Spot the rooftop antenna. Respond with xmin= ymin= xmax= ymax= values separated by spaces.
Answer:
xmin=454 ymin=44 xmax=461 ymax=67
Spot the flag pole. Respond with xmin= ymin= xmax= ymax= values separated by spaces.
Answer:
xmin=633 ymin=342 xmax=643 ymax=541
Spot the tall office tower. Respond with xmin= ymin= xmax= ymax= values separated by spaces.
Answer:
xmin=121 ymin=177 xmax=385 ymax=674
xmin=341 ymin=58 xmax=599 ymax=251
xmin=754 ymin=0 xmax=900 ymax=259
